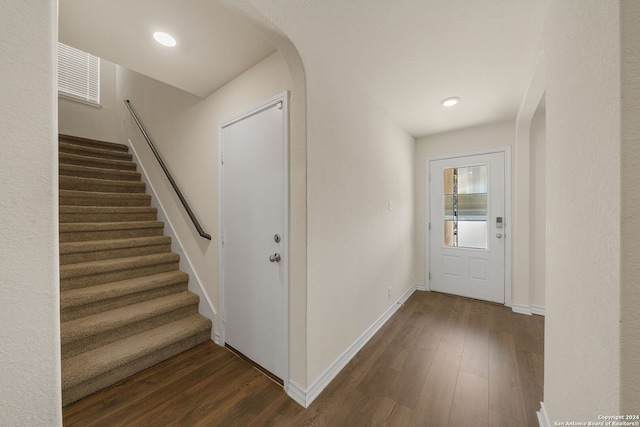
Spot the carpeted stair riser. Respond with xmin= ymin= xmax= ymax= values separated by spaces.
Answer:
xmin=59 ymin=152 xmax=137 ymax=171
xmin=61 ymin=271 xmax=189 ymax=322
xmin=59 ymin=134 xmax=130 ymax=153
xmin=60 ymin=236 xmax=172 ymax=265
xmin=62 ymin=315 xmax=211 ymax=406
xmin=58 ymin=135 xmax=211 ymax=406
xmin=59 ymin=163 xmax=142 ymax=182
xmin=60 ymin=175 xmax=147 ymax=194
xmin=60 ymin=190 xmax=151 ymax=207
xmin=59 ymin=206 xmax=158 ymax=223
xmin=59 ymin=141 xmax=133 ymax=161
xmin=60 ymin=253 xmax=180 ymax=291
xmin=62 ymin=292 xmax=200 ymax=359
xmin=60 ymin=221 xmax=164 ymax=243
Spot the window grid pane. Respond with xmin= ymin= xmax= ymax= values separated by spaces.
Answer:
xmin=58 ymin=42 xmax=100 ymax=104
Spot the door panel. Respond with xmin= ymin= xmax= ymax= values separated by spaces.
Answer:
xmin=220 ymin=97 xmax=287 ymax=381
xmin=430 ymin=152 xmax=505 ymax=303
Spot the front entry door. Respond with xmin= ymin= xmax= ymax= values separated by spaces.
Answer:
xmin=429 ymin=151 xmax=506 ymax=303
xmin=220 ymin=93 xmax=288 ymax=382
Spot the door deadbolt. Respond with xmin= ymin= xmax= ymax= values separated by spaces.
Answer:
xmin=269 ymin=253 xmax=281 ymax=263
xmin=274 ymin=234 xmax=281 ymax=243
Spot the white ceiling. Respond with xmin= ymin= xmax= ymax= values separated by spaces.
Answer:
xmin=59 ymin=0 xmax=550 ymax=137
xmin=59 ymin=0 xmax=276 ymax=98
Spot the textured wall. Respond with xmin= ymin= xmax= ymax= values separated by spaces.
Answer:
xmin=620 ymin=0 xmax=640 ymax=414
xmin=59 ymin=59 xmax=121 ymax=143
xmin=0 ymin=0 xmax=61 ymax=425
xmin=543 ymin=0 xmax=622 ymax=421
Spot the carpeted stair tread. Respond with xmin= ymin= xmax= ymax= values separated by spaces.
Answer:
xmin=61 ymin=291 xmax=200 ymax=358
xmin=61 ymin=314 xmax=211 ymax=405
xmin=59 ymin=190 xmax=152 ymax=207
xmin=59 ymin=206 xmax=158 ymax=223
xmin=61 ymin=252 xmax=179 ymax=279
xmin=60 ymin=252 xmax=180 ymax=291
xmin=59 ymin=163 xmax=141 ymax=181
xmin=60 ymin=175 xmax=147 ymax=193
xmin=59 ymin=141 xmax=133 ymax=161
xmin=60 ymin=235 xmax=172 ymax=264
xmin=60 ymin=271 xmax=189 ymax=320
xmin=59 ymin=134 xmax=129 ymax=152
xmin=59 ymin=220 xmax=164 ymax=242
xmin=59 ymin=152 xmax=137 ymax=171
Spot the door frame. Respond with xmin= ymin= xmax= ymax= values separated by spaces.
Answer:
xmin=425 ymin=146 xmax=512 ymax=307
xmin=217 ymin=91 xmax=290 ymax=387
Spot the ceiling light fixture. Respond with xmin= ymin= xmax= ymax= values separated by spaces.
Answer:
xmin=441 ymin=97 xmax=460 ymax=107
xmin=153 ymin=31 xmax=177 ymax=47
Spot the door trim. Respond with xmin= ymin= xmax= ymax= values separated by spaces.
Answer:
xmin=425 ymin=146 xmax=512 ymax=307
xmin=217 ymin=91 xmax=290 ymax=388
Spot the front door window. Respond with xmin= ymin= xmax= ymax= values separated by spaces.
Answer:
xmin=443 ymin=165 xmax=488 ymax=249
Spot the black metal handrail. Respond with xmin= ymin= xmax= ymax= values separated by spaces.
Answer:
xmin=124 ymin=100 xmax=212 ymax=240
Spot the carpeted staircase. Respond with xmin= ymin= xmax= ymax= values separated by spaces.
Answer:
xmin=59 ymin=134 xmax=212 ymax=406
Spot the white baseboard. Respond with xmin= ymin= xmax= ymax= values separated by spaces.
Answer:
xmin=286 ymin=380 xmax=307 ymax=408
xmin=127 ymin=138 xmax=217 ymax=341
xmin=531 ymin=305 xmax=546 ymax=316
xmin=537 ymin=401 xmax=550 ymax=427
xmin=512 ymin=303 xmax=545 ymax=316
xmin=288 ymin=285 xmax=417 ymax=408
xmin=512 ymin=304 xmax=533 ymax=315
xmin=416 ymin=283 xmax=429 ymax=292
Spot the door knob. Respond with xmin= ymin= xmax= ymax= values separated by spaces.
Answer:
xmin=269 ymin=253 xmax=281 ymax=262
xmin=496 ymin=233 xmax=503 ymax=239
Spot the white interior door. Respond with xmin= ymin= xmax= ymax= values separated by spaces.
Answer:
xmin=429 ymin=151 xmax=506 ymax=303
xmin=220 ymin=94 xmax=288 ymax=382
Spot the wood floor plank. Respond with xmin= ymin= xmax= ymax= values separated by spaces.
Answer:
xmin=449 ymin=370 xmax=489 ymax=427
xmin=63 ymin=291 xmax=544 ymax=426
xmin=368 ymin=396 xmax=397 ymax=426
xmin=385 ymin=402 xmax=414 ymax=426
xmin=385 ymin=320 xmax=442 ymax=409
xmin=459 ymin=299 xmax=492 ymax=379
xmin=488 ymin=331 xmax=528 ymax=424
xmin=516 ymin=350 xmax=545 ymax=427
xmin=409 ymin=341 xmax=462 ymax=426
xmin=489 ymin=408 xmax=530 ymax=427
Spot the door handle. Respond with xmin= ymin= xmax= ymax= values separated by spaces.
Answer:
xmin=496 ymin=233 xmax=503 ymax=239
xmin=269 ymin=253 xmax=281 ymax=263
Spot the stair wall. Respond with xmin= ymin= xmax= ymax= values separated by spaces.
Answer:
xmin=124 ymin=138 xmax=218 ymax=340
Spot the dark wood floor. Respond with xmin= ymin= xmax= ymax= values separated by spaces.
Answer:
xmin=63 ymin=291 xmax=544 ymax=426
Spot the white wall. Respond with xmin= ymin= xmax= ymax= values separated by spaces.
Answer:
xmin=529 ymin=109 xmax=546 ymax=309
xmin=0 ymin=0 xmax=61 ymax=425
xmin=58 ymin=58 xmax=121 ymax=143
xmin=542 ymin=0 xmax=623 ymax=421
xmin=414 ymin=121 xmax=516 ymax=292
xmin=226 ymin=2 xmax=416 ymax=394
xmin=304 ymin=64 xmax=415 ymax=384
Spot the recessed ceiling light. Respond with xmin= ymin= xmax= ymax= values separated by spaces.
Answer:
xmin=153 ymin=32 xmax=177 ymax=47
xmin=441 ymin=97 xmax=460 ymax=107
